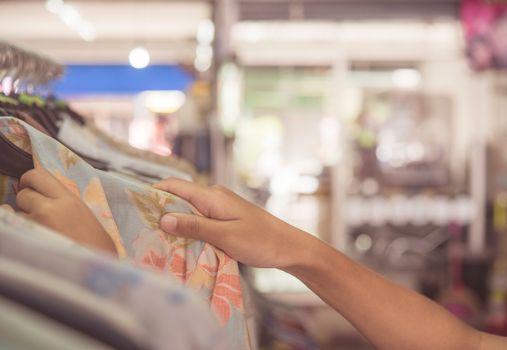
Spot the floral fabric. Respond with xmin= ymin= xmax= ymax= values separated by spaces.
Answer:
xmin=0 ymin=117 xmax=251 ymax=350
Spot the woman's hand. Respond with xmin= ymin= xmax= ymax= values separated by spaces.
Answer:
xmin=15 ymin=167 xmax=117 ymax=255
xmin=154 ymin=178 xmax=319 ymax=270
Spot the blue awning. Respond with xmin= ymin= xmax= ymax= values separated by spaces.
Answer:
xmin=54 ymin=64 xmax=194 ymax=96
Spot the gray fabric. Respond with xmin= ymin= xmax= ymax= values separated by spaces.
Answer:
xmin=0 ymin=294 xmax=114 ymax=350
xmin=0 ymin=257 xmax=147 ymax=350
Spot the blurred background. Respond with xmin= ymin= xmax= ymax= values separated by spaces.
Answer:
xmin=3 ymin=0 xmax=507 ymax=348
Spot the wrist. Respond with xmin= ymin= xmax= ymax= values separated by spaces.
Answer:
xmin=281 ymin=230 xmax=328 ymax=277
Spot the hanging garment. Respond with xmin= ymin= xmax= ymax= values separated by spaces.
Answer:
xmin=0 ymin=117 xmax=252 ymax=350
xmin=0 ymin=256 xmax=147 ymax=350
xmin=0 ymin=207 xmax=229 ymax=350
xmin=86 ymin=122 xmax=204 ymax=183
xmin=0 ymin=295 xmax=114 ymax=350
xmin=57 ymin=117 xmax=192 ymax=181
xmin=172 ymin=130 xmax=212 ymax=174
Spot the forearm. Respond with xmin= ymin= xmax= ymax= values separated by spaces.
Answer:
xmin=480 ymin=332 xmax=507 ymax=350
xmin=153 ymin=179 xmax=507 ymax=349
xmin=284 ymin=234 xmax=481 ymax=350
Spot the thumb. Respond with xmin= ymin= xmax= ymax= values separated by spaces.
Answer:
xmin=160 ymin=213 xmax=225 ymax=246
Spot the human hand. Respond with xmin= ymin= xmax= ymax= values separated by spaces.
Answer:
xmin=154 ymin=178 xmax=319 ymax=270
xmin=0 ymin=204 xmax=14 ymax=212
xmin=15 ymin=167 xmax=117 ymax=255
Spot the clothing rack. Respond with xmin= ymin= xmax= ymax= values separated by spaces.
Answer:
xmin=0 ymin=41 xmax=64 ymax=86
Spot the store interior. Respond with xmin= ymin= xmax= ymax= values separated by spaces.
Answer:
xmin=2 ymin=0 xmax=507 ymax=349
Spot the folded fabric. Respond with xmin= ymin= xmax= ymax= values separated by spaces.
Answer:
xmin=0 ymin=117 xmax=252 ymax=349
xmin=0 ymin=207 xmax=229 ymax=350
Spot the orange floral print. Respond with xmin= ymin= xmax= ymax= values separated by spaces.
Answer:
xmin=211 ymin=273 xmax=243 ymax=325
xmin=169 ymin=252 xmax=187 ymax=281
xmin=143 ymin=250 xmax=168 ymax=271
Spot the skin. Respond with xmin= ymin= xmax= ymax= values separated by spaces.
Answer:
xmin=5 ymin=171 xmax=507 ymax=349
xmin=5 ymin=167 xmax=116 ymax=255
xmin=153 ymin=178 xmax=507 ymax=350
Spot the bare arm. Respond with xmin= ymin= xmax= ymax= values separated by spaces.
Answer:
xmin=480 ymin=333 xmax=507 ymax=350
xmin=155 ymin=178 xmax=507 ymax=350
xmin=286 ymin=237 xmax=482 ymax=350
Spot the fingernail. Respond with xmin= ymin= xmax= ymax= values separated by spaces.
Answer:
xmin=161 ymin=214 xmax=177 ymax=232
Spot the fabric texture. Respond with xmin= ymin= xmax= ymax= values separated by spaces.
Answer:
xmin=0 ymin=295 xmax=114 ymax=350
xmin=0 ymin=256 xmax=146 ymax=350
xmin=0 ymin=206 xmax=229 ymax=350
xmin=0 ymin=116 xmax=251 ymax=349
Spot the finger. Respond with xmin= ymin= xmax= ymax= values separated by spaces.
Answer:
xmin=0 ymin=204 xmax=14 ymax=213
xmin=160 ymin=213 xmax=229 ymax=247
xmin=18 ymin=168 xmax=68 ymax=199
xmin=154 ymin=178 xmax=214 ymax=215
xmin=16 ymin=211 xmax=30 ymax=219
xmin=153 ymin=178 xmax=210 ymax=201
xmin=15 ymin=188 xmax=50 ymax=213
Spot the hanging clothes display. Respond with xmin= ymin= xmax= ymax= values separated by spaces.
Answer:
xmin=0 ymin=96 xmax=193 ymax=182
xmin=0 ymin=116 xmax=252 ymax=349
xmin=0 ymin=42 xmax=256 ymax=350
xmin=85 ymin=122 xmax=201 ymax=181
xmin=56 ymin=116 xmax=193 ymax=182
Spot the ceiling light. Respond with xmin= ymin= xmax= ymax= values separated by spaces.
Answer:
xmin=46 ymin=0 xmax=97 ymax=42
xmin=392 ymin=69 xmax=421 ymax=89
xmin=142 ymin=91 xmax=186 ymax=114
xmin=46 ymin=0 xmax=64 ymax=14
xmin=196 ymin=45 xmax=213 ymax=60
xmin=194 ymin=43 xmax=213 ymax=73
xmin=129 ymin=47 xmax=150 ymax=69
xmin=78 ymin=22 xmax=97 ymax=42
xmin=194 ymin=57 xmax=212 ymax=72
xmin=60 ymin=4 xmax=81 ymax=27
xmin=197 ymin=19 xmax=215 ymax=44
